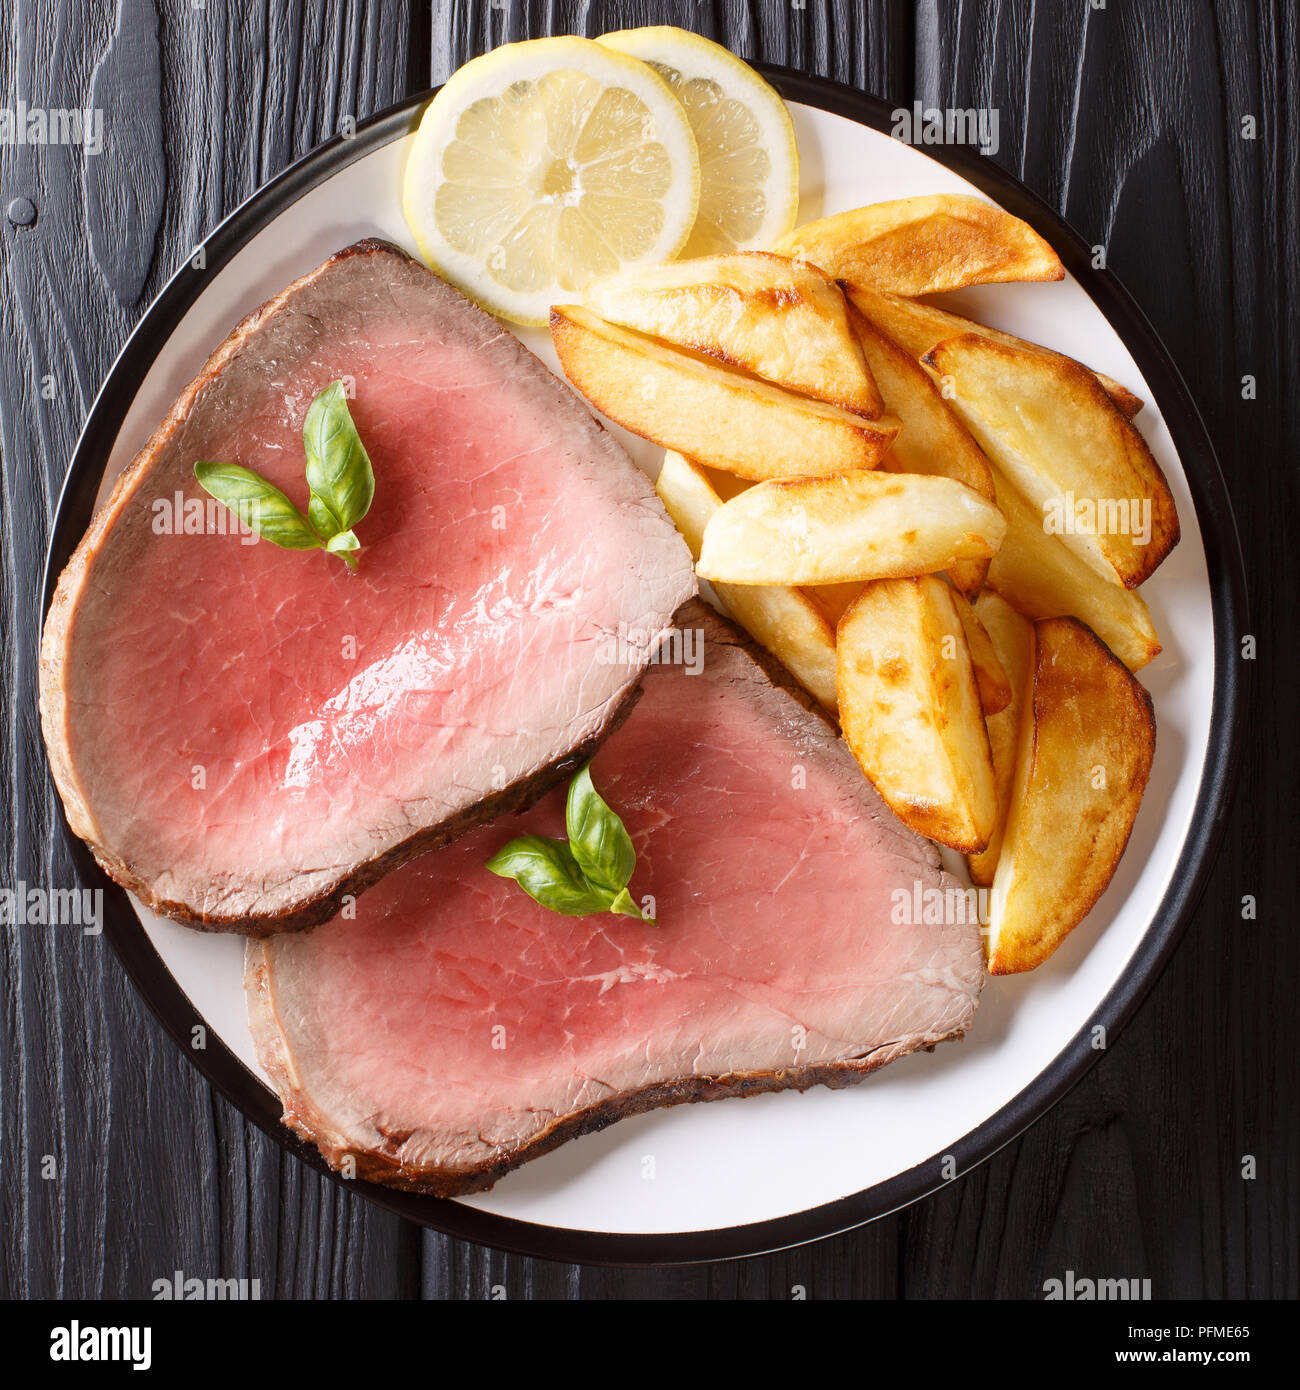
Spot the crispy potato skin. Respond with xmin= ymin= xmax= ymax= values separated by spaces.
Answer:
xmin=695 ymin=471 xmax=1006 ymax=586
xmin=986 ymin=617 xmax=1156 ymax=974
xmin=845 ymin=282 xmax=1143 ymax=419
xmin=774 ymin=194 xmax=1065 ymax=296
xmin=566 ymin=204 xmax=1161 ymax=983
xmin=965 ymin=592 xmax=1035 ymax=887
xmin=925 ymin=333 xmax=1179 ymax=589
xmin=983 ymin=460 xmax=1162 ymax=672
xmin=551 ymin=305 xmax=898 ymax=480
xmin=655 ymin=452 xmax=838 ymax=710
xmin=837 ymin=575 xmax=998 ymax=852
xmin=805 ymin=581 xmax=864 ymax=629
xmin=584 ymin=252 xmax=885 ymax=417
xmin=950 ymin=587 xmax=1012 ymax=716
xmin=849 ymin=304 xmax=994 ymax=594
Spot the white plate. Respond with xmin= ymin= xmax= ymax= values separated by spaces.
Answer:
xmin=53 ymin=80 xmax=1242 ymax=1261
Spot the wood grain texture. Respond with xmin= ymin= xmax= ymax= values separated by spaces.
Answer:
xmin=85 ymin=0 xmax=166 ymax=305
xmin=2 ymin=0 xmax=1294 ymax=1301
xmin=904 ymin=0 xmax=1297 ymax=1302
xmin=0 ymin=0 xmax=421 ymax=1300
xmin=418 ymin=0 xmax=1297 ymax=1300
xmin=429 ymin=0 xmax=910 ymax=100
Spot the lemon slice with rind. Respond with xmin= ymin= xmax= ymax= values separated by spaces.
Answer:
xmin=598 ymin=27 xmax=799 ymax=257
xmin=403 ymin=36 xmax=701 ymax=326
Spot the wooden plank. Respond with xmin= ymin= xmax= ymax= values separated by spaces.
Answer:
xmin=421 ymin=0 xmax=911 ymax=1301
xmin=0 ymin=0 xmax=421 ymax=1299
xmin=5 ymin=0 xmax=1289 ymax=1302
xmin=429 ymin=0 xmax=910 ymax=101
xmin=906 ymin=0 xmax=1298 ymax=1300
xmin=417 ymin=0 xmax=1295 ymax=1299
xmin=85 ymin=0 xmax=166 ymax=304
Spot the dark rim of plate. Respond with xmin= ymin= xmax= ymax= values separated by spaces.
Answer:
xmin=41 ymin=66 xmax=1248 ymax=1269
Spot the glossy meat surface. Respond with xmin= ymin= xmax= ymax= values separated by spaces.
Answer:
xmin=249 ymin=604 xmax=983 ymax=1194
xmin=40 ymin=241 xmax=694 ymax=928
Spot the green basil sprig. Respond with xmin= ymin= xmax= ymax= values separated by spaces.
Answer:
xmin=486 ymin=763 xmax=655 ymax=923
xmin=190 ymin=463 xmax=323 ymax=550
xmin=194 ymin=379 xmax=375 ymax=570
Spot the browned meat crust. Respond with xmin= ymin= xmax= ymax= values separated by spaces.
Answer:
xmin=250 ymin=917 xmax=960 ymax=1196
xmin=246 ymin=600 xmax=969 ymax=1194
xmin=40 ymin=240 xmax=686 ymax=934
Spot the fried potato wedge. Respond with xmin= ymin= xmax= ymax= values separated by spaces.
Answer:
xmin=698 ymin=463 xmax=750 ymax=501
xmin=696 ymin=472 xmax=1007 ymax=586
xmin=850 ymin=305 xmax=994 ymax=593
xmin=655 ymin=452 xmax=838 ymax=709
xmin=837 ymin=576 xmax=998 ymax=852
xmin=984 ymin=462 xmax=1161 ymax=672
xmin=846 ymin=282 xmax=1143 ymax=418
xmin=773 ymin=193 xmax=1065 ymax=297
xmin=986 ymin=617 xmax=1156 ymax=974
xmin=806 ymin=582 xmax=863 ymax=629
xmin=951 ymin=588 xmax=1012 ymax=716
xmin=551 ymin=306 xmax=899 ymax=481
xmin=965 ymin=592 xmax=1035 ymax=887
xmin=583 ymin=252 xmax=884 ymax=416
xmin=926 ymin=334 xmax=1178 ymax=588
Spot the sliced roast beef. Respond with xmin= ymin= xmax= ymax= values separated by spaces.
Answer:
xmin=247 ymin=601 xmax=984 ymax=1196
xmin=40 ymin=239 xmax=695 ymax=932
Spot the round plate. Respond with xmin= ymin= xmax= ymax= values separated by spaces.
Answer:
xmin=43 ymin=68 xmax=1246 ymax=1265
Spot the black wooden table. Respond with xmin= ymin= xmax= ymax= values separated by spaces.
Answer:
xmin=2 ymin=1 xmax=1295 ymax=1300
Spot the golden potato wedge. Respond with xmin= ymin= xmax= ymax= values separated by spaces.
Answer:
xmin=950 ymin=588 xmax=1012 ymax=716
xmin=583 ymin=252 xmax=884 ymax=417
xmin=696 ymin=472 xmax=1006 ymax=586
xmin=965 ymin=592 xmax=1035 ymax=887
xmin=986 ymin=616 xmax=1156 ymax=974
xmin=696 ymin=463 xmax=750 ymax=501
xmin=551 ymin=306 xmax=899 ymax=481
xmin=655 ymin=452 xmax=838 ymax=709
xmin=845 ymin=282 xmax=1143 ymax=418
xmin=984 ymin=463 xmax=1161 ymax=671
xmin=926 ymin=334 xmax=1178 ymax=588
xmin=653 ymin=453 xmax=724 ymax=556
xmin=773 ymin=193 xmax=1064 ymax=296
xmin=849 ymin=304 xmax=994 ymax=593
xmin=805 ymin=582 xmax=863 ymax=629
xmin=837 ymin=576 xmax=998 ymax=852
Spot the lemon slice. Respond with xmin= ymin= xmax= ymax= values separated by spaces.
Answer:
xmin=403 ymin=36 xmax=701 ymax=326
xmin=598 ymin=27 xmax=799 ymax=257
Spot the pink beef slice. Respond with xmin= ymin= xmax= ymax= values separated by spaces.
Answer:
xmin=39 ymin=240 xmax=696 ymax=932
xmin=246 ymin=600 xmax=984 ymax=1197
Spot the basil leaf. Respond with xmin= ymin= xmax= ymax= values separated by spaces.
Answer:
xmin=488 ymin=766 xmax=656 ymax=926
xmin=194 ymin=462 xmax=321 ymax=550
xmin=324 ymin=529 xmax=360 ymax=572
xmin=193 ymin=383 xmax=376 ymax=571
xmin=308 ymin=493 xmax=338 ymax=545
xmin=565 ymin=761 xmax=636 ymax=897
xmin=302 ymin=380 xmax=375 ymax=539
xmin=609 ymin=886 xmax=655 ymax=924
xmin=486 ymin=835 xmax=611 ymax=917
